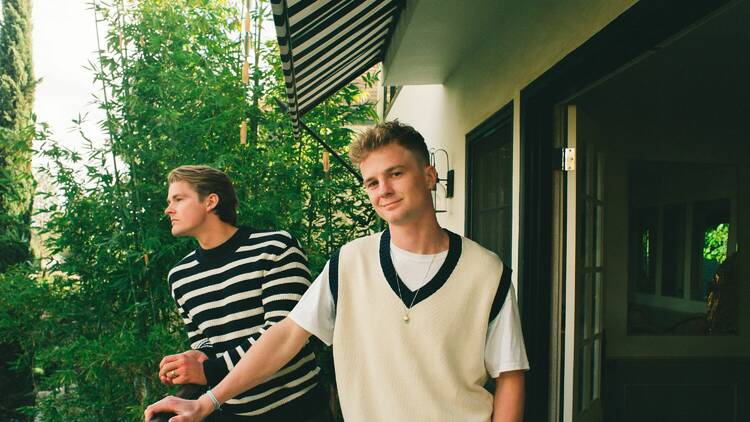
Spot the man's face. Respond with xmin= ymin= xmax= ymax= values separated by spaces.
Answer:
xmin=164 ymin=181 xmax=211 ymax=237
xmin=360 ymin=143 xmax=437 ymax=226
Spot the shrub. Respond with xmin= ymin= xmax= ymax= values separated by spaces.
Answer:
xmin=0 ymin=0 xmax=378 ymax=419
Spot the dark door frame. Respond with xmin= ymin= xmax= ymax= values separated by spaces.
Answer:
xmin=517 ymin=1 xmax=733 ymax=421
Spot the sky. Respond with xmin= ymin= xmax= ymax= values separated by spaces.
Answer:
xmin=29 ymin=1 xmax=275 ymax=169
xmin=31 ymin=0 xmax=107 ymax=166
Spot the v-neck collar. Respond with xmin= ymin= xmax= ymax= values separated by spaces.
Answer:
xmin=379 ymin=228 xmax=462 ymax=308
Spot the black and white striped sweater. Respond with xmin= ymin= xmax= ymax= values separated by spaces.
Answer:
xmin=168 ymin=227 xmax=323 ymax=419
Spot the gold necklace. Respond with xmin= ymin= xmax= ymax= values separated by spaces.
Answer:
xmin=394 ymin=252 xmax=436 ymax=323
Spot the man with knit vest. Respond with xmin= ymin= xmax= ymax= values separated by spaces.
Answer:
xmin=146 ymin=123 xmax=529 ymax=422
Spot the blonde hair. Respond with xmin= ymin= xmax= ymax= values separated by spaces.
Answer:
xmin=348 ymin=121 xmax=430 ymax=166
xmin=167 ymin=165 xmax=238 ymax=225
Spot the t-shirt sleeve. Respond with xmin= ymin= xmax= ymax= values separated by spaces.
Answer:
xmin=485 ymin=283 xmax=530 ymax=377
xmin=289 ymin=261 xmax=336 ymax=345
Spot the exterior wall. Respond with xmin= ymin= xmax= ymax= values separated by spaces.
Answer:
xmin=385 ymin=0 xmax=637 ymax=289
xmin=384 ymin=85 xmax=461 ymax=229
xmin=385 ymin=0 xmax=749 ymax=358
xmin=385 ymin=0 xmax=636 ymax=229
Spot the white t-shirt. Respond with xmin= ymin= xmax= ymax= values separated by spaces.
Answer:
xmin=289 ymin=242 xmax=530 ymax=377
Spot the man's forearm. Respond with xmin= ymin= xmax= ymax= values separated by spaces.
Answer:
xmin=208 ymin=318 xmax=311 ymax=410
xmin=493 ymin=370 xmax=525 ymax=422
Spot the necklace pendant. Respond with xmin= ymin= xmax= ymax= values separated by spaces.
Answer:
xmin=403 ymin=314 xmax=410 ymax=323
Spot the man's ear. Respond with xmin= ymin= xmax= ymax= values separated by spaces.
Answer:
xmin=426 ymin=165 xmax=438 ymax=190
xmin=205 ymin=193 xmax=220 ymax=211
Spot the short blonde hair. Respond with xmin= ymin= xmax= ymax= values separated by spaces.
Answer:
xmin=348 ymin=121 xmax=430 ymax=166
xmin=167 ymin=165 xmax=238 ymax=225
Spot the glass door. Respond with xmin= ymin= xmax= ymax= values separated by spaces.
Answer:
xmin=562 ymin=105 xmax=604 ymax=422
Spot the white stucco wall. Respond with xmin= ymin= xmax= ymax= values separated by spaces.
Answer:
xmin=385 ymin=0 xmax=637 ymax=260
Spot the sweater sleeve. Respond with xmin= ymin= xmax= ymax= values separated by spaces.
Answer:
xmin=177 ymin=306 xmax=214 ymax=354
xmin=202 ymin=231 xmax=312 ymax=386
xmin=170 ymin=274 xmax=214 ymax=355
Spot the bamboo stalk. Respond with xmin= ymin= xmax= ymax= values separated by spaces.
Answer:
xmin=240 ymin=120 xmax=247 ymax=145
xmin=241 ymin=0 xmax=251 ymax=145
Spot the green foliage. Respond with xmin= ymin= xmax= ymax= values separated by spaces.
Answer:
xmin=0 ymin=265 xmax=38 ymax=421
xmin=0 ymin=0 xmax=35 ymax=129
xmin=703 ymin=223 xmax=728 ymax=263
xmin=0 ymin=124 xmax=35 ymax=272
xmin=0 ymin=265 xmax=185 ymax=421
xmin=0 ymin=120 xmax=36 ymax=421
xmin=0 ymin=0 xmax=35 ymax=269
xmin=0 ymin=0 xmax=378 ymax=420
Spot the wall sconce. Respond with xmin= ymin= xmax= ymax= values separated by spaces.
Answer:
xmin=430 ymin=148 xmax=454 ymax=213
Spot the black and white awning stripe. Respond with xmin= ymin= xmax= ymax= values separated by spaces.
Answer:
xmin=272 ymin=0 xmax=404 ymax=136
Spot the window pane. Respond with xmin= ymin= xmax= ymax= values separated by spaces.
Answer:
xmin=577 ymin=345 xmax=592 ymax=412
xmin=632 ymin=207 xmax=657 ymax=294
xmin=595 ymin=204 xmax=603 ymax=267
xmin=691 ymin=199 xmax=730 ymax=301
xmin=592 ymin=337 xmax=601 ymax=401
xmin=627 ymin=161 xmax=738 ymax=336
xmin=661 ymin=204 xmax=686 ymax=298
xmin=584 ymin=272 xmax=592 ymax=340
xmin=594 ymin=272 xmax=602 ymax=335
xmin=597 ymin=153 xmax=604 ymax=200
xmin=585 ymin=142 xmax=596 ymax=197
xmin=469 ymin=121 xmax=513 ymax=264
xmin=585 ymin=202 xmax=594 ymax=268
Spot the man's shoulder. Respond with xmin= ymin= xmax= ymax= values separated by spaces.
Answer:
xmin=457 ymin=234 xmax=505 ymax=268
xmin=167 ymin=250 xmax=199 ymax=285
xmin=240 ymin=227 xmax=303 ymax=251
xmin=339 ymin=230 xmax=382 ymax=252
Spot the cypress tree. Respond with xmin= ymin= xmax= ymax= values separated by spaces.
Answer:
xmin=0 ymin=0 xmax=34 ymax=129
xmin=0 ymin=0 xmax=36 ymax=272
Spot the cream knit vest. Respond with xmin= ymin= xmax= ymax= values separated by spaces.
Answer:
xmin=332 ymin=230 xmax=504 ymax=422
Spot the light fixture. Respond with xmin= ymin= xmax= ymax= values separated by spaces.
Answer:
xmin=430 ymin=148 xmax=454 ymax=213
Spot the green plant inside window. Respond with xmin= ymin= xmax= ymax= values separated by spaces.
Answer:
xmin=703 ymin=223 xmax=728 ymax=263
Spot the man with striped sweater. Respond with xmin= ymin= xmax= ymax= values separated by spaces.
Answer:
xmin=158 ymin=165 xmax=326 ymax=421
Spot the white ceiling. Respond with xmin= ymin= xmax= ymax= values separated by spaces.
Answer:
xmin=383 ymin=0 xmax=522 ymax=85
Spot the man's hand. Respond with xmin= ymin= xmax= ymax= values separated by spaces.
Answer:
xmin=159 ymin=350 xmax=209 ymax=386
xmin=144 ymin=394 xmax=213 ymax=422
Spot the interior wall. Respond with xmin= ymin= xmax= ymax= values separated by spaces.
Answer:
xmin=591 ymin=112 xmax=750 ymax=420
xmin=575 ymin=103 xmax=750 ymax=357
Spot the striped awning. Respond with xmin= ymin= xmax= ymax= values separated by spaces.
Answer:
xmin=271 ymin=0 xmax=404 ymax=135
